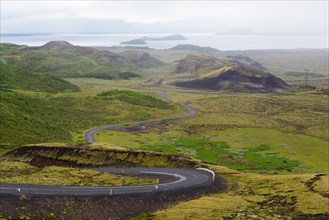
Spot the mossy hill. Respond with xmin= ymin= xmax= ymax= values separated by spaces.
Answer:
xmin=0 ymin=89 xmax=176 ymax=148
xmin=0 ymin=64 xmax=79 ymax=92
xmin=119 ymin=50 xmax=164 ymax=68
xmin=174 ymin=65 xmax=289 ymax=93
xmin=0 ymin=41 xmax=140 ymax=80
xmin=0 ymin=91 xmax=106 ymax=147
xmin=172 ymin=54 xmax=225 ymax=75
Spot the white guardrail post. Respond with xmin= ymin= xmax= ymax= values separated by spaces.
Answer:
xmin=196 ymin=168 xmax=216 ymax=181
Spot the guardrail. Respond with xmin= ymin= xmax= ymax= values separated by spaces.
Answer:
xmin=196 ymin=168 xmax=215 ymax=181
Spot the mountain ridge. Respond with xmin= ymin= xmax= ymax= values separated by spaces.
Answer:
xmin=1 ymin=41 xmax=140 ymax=80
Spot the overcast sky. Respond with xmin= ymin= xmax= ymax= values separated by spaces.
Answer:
xmin=1 ymin=1 xmax=328 ymax=35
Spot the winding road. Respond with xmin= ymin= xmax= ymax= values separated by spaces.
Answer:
xmin=0 ymin=92 xmax=214 ymax=196
xmin=85 ymin=91 xmax=197 ymax=143
xmin=0 ymin=168 xmax=213 ymax=195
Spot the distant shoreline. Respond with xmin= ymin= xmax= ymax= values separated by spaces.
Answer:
xmin=1 ymin=33 xmax=328 ymax=51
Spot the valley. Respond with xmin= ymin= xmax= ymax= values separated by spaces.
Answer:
xmin=0 ymin=41 xmax=328 ymax=219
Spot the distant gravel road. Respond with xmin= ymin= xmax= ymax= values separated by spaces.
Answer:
xmin=0 ymin=58 xmax=8 ymax=65
xmin=0 ymin=168 xmax=213 ymax=196
xmin=85 ymin=91 xmax=197 ymax=143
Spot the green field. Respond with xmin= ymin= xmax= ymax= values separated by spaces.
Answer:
xmin=96 ymin=128 xmax=328 ymax=173
xmin=2 ymin=75 xmax=327 ymax=173
xmin=94 ymin=89 xmax=328 ymax=174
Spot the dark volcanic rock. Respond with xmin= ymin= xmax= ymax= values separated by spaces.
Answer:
xmin=174 ymin=65 xmax=289 ymax=93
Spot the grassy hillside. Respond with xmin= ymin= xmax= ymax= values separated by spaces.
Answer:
xmin=0 ymin=91 xmax=105 ymax=147
xmin=0 ymin=89 xmax=179 ymax=148
xmin=1 ymin=43 xmax=328 ymax=219
xmin=0 ymin=42 xmax=140 ymax=80
xmin=97 ymin=90 xmax=174 ymax=109
xmin=0 ymin=64 xmax=79 ymax=92
xmin=172 ymin=54 xmax=225 ymax=75
xmin=119 ymin=50 xmax=164 ymax=68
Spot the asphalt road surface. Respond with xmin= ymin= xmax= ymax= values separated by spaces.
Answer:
xmin=85 ymin=91 xmax=197 ymax=143
xmin=0 ymin=168 xmax=213 ymax=196
xmin=0 ymin=92 xmax=209 ymax=196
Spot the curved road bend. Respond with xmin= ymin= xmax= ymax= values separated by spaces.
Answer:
xmin=0 ymin=168 xmax=213 ymax=196
xmin=85 ymin=91 xmax=197 ymax=143
xmin=0 ymin=92 xmax=208 ymax=196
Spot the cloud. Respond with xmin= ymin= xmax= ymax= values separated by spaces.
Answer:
xmin=1 ymin=1 xmax=328 ymax=35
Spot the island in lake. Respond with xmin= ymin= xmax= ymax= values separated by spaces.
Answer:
xmin=121 ymin=34 xmax=187 ymax=45
xmin=120 ymin=39 xmax=147 ymax=45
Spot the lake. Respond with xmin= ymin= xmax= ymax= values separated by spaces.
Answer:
xmin=1 ymin=33 xmax=328 ymax=50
